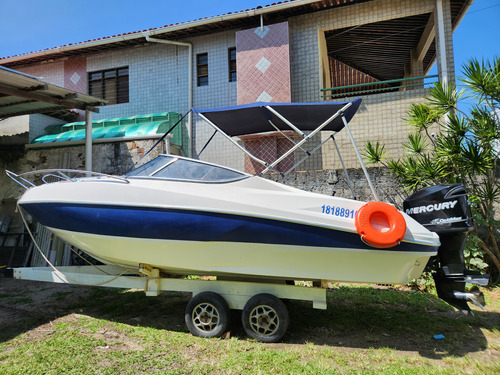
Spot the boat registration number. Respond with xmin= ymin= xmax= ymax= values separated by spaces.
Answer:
xmin=321 ymin=205 xmax=358 ymax=219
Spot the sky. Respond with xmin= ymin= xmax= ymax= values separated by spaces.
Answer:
xmin=447 ymin=0 xmax=499 ymax=80
xmin=0 ymin=0 xmax=498 ymax=77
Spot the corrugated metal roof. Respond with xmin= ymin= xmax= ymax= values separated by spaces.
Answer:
xmin=30 ymin=112 xmax=183 ymax=147
xmin=0 ymin=66 xmax=106 ymax=118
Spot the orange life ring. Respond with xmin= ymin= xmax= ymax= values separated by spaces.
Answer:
xmin=354 ymin=202 xmax=406 ymax=248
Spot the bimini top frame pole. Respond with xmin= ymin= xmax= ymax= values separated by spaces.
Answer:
xmin=331 ymin=135 xmax=357 ymax=200
xmin=193 ymin=98 xmax=379 ymax=200
xmin=260 ymin=102 xmax=353 ymax=174
xmin=196 ymin=112 xmax=271 ymax=170
xmin=340 ymin=114 xmax=379 ymax=201
xmin=284 ymin=132 xmax=332 ymax=176
xmin=265 ymin=106 xmax=305 ymax=137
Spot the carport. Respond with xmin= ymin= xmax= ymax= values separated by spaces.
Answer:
xmin=0 ymin=66 xmax=106 ymax=170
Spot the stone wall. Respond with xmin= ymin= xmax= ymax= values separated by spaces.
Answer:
xmin=266 ymin=166 xmax=405 ymax=208
xmin=0 ymin=139 xmax=165 ymax=202
xmin=0 ymin=137 xmax=403 ymax=209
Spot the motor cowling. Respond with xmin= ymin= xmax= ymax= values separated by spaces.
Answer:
xmin=403 ymin=184 xmax=489 ymax=313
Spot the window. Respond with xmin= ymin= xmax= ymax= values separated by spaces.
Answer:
xmin=228 ymin=47 xmax=236 ymax=82
xmin=197 ymin=53 xmax=208 ymax=86
xmin=88 ymin=67 xmax=129 ymax=105
xmin=126 ymin=155 xmax=248 ymax=183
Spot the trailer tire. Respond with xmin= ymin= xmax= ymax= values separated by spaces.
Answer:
xmin=242 ymin=293 xmax=289 ymax=343
xmin=185 ymin=292 xmax=229 ymax=338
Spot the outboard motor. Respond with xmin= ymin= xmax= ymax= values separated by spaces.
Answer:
xmin=403 ymin=184 xmax=489 ymax=313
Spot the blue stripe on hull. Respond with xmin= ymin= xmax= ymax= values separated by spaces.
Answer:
xmin=20 ymin=203 xmax=437 ymax=253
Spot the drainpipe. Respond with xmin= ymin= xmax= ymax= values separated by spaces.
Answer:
xmin=145 ymin=35 xmax=193 ymax=157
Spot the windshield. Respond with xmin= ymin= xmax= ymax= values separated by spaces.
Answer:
xmin=126 ymin=155 xmax=248 ymax=183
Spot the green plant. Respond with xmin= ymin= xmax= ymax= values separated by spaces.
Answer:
xmin=408 ymin=271 xmax=437 ymax=294
xmin=364 ymin=58 xmax=500 ymax=282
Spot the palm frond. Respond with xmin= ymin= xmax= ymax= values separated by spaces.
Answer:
xmin=363 ymin=140 xmax=386 ymax=164
xmin=403 ymin=133 xmax=427 ymax=155
xmin=426 ymin=81 xmax=464 ymax=112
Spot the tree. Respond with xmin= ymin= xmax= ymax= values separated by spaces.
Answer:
xmin=364 ymin=58 xmax=500 ymax=282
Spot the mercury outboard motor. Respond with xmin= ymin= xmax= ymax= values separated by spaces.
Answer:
xmin=403 ymin=184 xmax=489 ymax=313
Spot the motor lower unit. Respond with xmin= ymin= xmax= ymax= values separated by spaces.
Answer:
xmin=404 ymin=184 xmax=489 ymax=313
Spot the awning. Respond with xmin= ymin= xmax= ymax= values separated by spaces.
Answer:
xmin=30 ymin=112 xmax=183 ymax=147
xmin=0 ymin=66 xmax=106 ymax=118
xmin=192 ymin=98 xmax=362 ymax=137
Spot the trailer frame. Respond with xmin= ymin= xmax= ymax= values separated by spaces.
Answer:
xmin=13 ymin=264 xmax=328 ymax=342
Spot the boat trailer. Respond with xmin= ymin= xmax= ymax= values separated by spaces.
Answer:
xmin=13 ymin=264 xmax=328 ymax=342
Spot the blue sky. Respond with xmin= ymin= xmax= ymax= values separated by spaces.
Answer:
xmin=451 ymin=0 xmax=499 ymax=72
xmin=0 ymin=0 xmax=498 ymax=76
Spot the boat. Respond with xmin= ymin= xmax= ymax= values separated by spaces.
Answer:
xmin=7 ymin=99 xmax=488 ymax=342
xmin=9 ymin=98 xmax=440 ymax=285
xmin=11 ymin=152 xmax=441 ymax=284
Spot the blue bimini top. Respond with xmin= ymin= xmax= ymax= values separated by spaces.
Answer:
xmin=192 ymin=98 xmax=362 ymax=137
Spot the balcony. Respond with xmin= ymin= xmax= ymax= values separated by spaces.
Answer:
xmin=320 ymin=75 xmax=439 ymax=99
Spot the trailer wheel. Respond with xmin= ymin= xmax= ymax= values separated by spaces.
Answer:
xmin=185 ymin=292 xmax=229 ymax=338
xmin=242 ymin=293 xmax=289 ymax=343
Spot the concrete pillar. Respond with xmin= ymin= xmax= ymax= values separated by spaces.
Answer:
xmin=434 ymin=0 xmax=456 ymax=85
xmin=318 ymin=30 xmax=332 ymax=90
xmin=403 ymin=50 xmax=424 ymax=90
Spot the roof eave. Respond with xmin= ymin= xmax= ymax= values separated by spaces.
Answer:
xmin=0 ymin=0 xmax=319 ymax=65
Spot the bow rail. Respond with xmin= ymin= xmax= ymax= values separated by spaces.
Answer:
xmin=6 ymin=169 xmax=129 ymax=190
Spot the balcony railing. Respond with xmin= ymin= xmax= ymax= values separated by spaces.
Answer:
xmin=321 ymin=74 xmax=438 ymax=99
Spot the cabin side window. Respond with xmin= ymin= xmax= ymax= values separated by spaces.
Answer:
xmin=126 ymin=156 xmax=248 ymax=183
xmin=153 ymin=159 xmax=246 ymax=182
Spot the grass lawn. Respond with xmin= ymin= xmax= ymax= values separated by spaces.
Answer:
xmin=0 ymin=277 xmax=499 ymax=374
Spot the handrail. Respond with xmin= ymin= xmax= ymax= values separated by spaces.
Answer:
xmin=6 ymin=169 xmax=129 ymax=190
xmin=321 ymin=74 xmax=438 ymax=98
xmin=6 ymin=170 xmax=35 ymax=190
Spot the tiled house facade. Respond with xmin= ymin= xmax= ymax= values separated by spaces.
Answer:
xmin=1 ymin=0 xmax=465 ymax=173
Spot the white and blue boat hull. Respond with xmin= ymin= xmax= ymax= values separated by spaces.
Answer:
xmin=18 ymin=174 xmax=440 ymax=284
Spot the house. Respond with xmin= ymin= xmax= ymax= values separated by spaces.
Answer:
xmin=0 ymin=0 xmax=471 ymax=186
